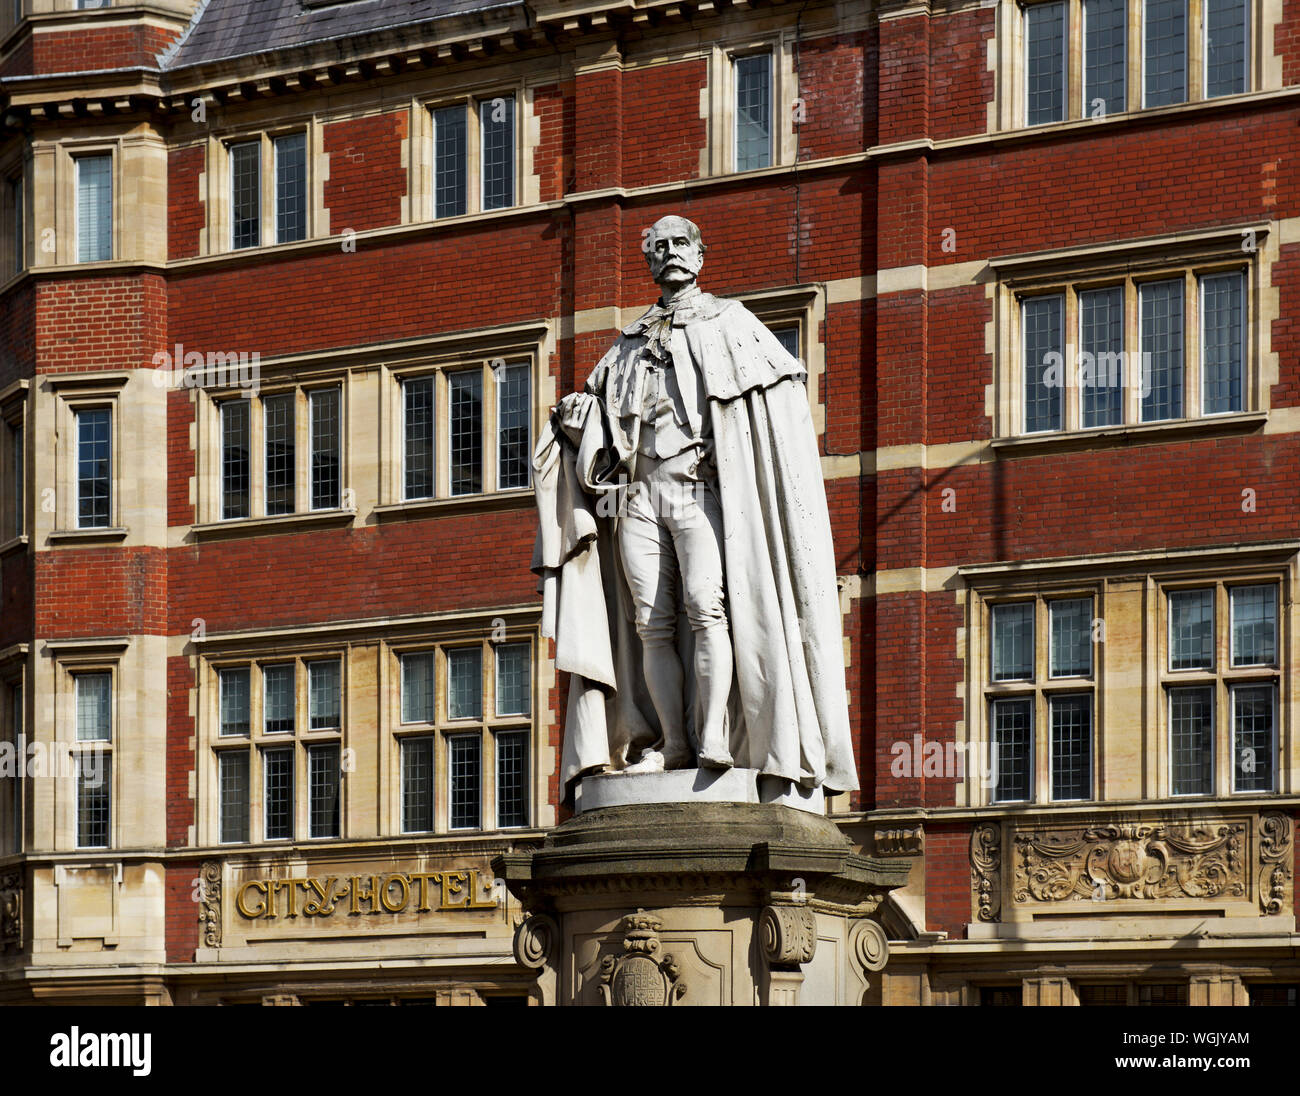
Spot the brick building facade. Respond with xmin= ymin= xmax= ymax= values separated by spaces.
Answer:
xmin=0 ymin=0 xmax=1295 ymax=1005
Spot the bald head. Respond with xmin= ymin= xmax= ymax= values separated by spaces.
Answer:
xmin=644 ymin=215 xmax=706 ymax=299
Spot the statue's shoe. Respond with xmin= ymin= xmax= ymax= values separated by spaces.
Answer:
xmin=622 ymin=750 xmax=666 ymax=775
xmin=697 ymin=750 xmax=734 ymax=770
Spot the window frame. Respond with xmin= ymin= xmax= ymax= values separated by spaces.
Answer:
xmin=423 ymin=91 xmax=520 ymax=222
xmin=0 ymin=385 xmax=26 ymax=543
xmin=69 ymin=664 xmax=115 ymax=851
xmin=49 ymin=375 xmax=127 ymax=536
xmin=0 ymin=664 xmax=23 ymax=856
xmin=73 ymin=403 xmax=113 ymax=531
xmin=982 ymin=589 xmax=1100 ymax=804
xmin=206 ymin=651 xmax=347 ymax=846
xmin=1010 ymin=0 xmax=1257 ymax=128
xmin=222 ymin=128 xmax=313 ymax=252
xmin=73 ymin=150 xmax=114 ymax=264
xmin=1158 ymin=576 xmax=1281 ymax=797
xmin=6 ymin=167 xmax=23 ymax=277
xmin=992 ymin=228 xmax=1267 ymax=443
xmin=704 ymin=35 xmax=797 ymax=177
xmin=209 ymin=380 xmax=350 ymax=524
xmin=391 ymin=635 xmax=536 ymax=835
xmin=732 ymin=48 xmax=775 ymax=173
xmin=391 ymin=355 xmax=535 ymax=504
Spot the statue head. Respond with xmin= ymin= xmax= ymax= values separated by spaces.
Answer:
xmin=644 ymin=215 xmax=706 ymax=295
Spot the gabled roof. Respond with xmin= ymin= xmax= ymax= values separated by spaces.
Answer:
xmin=165 ymin=0 xmax=515 ymax=70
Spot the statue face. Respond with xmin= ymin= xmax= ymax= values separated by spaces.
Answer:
xmin=645 ymin=217 xmax=704 ymax=291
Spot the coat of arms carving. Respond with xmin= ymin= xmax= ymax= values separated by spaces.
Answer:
xmin=598 ymin=910 xmax=686 ymax=1007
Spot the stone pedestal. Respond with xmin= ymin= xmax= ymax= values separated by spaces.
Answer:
xmin=493 ymin=776 xmax=909 ymax=1006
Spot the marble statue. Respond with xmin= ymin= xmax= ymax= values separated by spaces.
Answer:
xmin=532 ymin=215 xmax=858 ymax=802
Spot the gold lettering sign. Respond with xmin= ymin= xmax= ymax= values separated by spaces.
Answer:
xmin=234 ymin=869 xmax=500 ymax=920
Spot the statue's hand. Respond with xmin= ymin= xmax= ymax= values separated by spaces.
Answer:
xmin=556 ymin=391 xmax=597 ymax=441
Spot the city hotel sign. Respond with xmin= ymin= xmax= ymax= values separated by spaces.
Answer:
xmin=235 ymin=869 xmax=502 ymax=920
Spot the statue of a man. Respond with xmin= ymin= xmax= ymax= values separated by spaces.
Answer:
xmin=532 ymin=215 xmax=859 ymax=801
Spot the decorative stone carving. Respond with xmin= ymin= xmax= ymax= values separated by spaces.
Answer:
xmin=874 ymin=825 xmax=923 ymax=857
xmin=971 ymin=824 xmax=1001 ymax=922
xmin=199 ymin=860 xmax=222 ymax=948
xmin=513 ymin=913 xmax=559 ymax=970
xmin=1258 ymin=812 xmax=1292 ymax=916
xmin=759 ymin=905 xmax=817 ymax=966
xmin=598 ymin=910 xmax=686 ymax=1007
xmin=1012 ymin=821 xmax=1247 ymax=905
xmin=850 ymin=918 xmax=889 ymax=973
xmin=260 ymin=994 xmax=301 ymax=1006
xmin=0 ymin=869 xmax=20 ymax=950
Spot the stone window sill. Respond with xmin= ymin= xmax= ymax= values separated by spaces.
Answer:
xmin=48 ymin=527 xmax=128 ymax=543
xmin=991 ymin=411 xmax=1268 ymax=457
xmin=191 ymin=509 xmax=357 ymax=540
xmin=372 ymin=490 xmax=534 ymax=521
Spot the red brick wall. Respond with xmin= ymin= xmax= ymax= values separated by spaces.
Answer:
xmin=823 ymin=298 xmax=876 ymax=454
xmin=877 ymin=14 xmax=929 ymax=146
xmin=36 ymin=275 xmax=167 ymax=375
xmin=875 ymin=589 xmax=926 ymax=808
xmin=165 ymin=860 xmax=200 ymax=962
xmin=168 ymin=515 xmax=539 ymax=634
xmin=167 ymin=220 xmax=564 ymax=357
xmin=323 ymin=111 xmax=408 ymax=234
xmin=166 ymin=657 xmax=194 ymax=849
xmin=796 ymin=31 xmax=873 ymax=160
xmin=1279 ymin=0 xmax=1300 ymax=86
xmin=845 ymin=593 xmax=874 ymax=812
xmin=925 ymin=823 xmax=971 ymax=937
xmin=0 ymin=551 xmax=33 ymax=651
xmin=621 ymin=60 xmax=707 ymax=189
xmin=30 ymin=24 xmax=180 ymax=74
xmin=36 ymin=547 xmax=168 ymax=638
xmin=616 ymin=173 xmax=875 ymax=302
xmin=0 ymin=283 xmax=36 ymax=389
xmin=167 ymin=389 xmax=195 ymax=529
xmin=1270 ymin=246 xmax=1300 ymax=407
xmin=928 ymin=108 xmax=1297 ymax=265
xmin=926 ymin=284 xmax=991 ymax=445
xmin=574 ymin=69 xmax=621 ymax=192
xmin=167 ymin=146 xmax=205 ymax=262
xmin=919 ymin=436 xmax=1300 ymax=569
xmin=929 ymin=9 xmax=994 ymax=142
xmin=534 ymin=81 xmax=575 ymax=203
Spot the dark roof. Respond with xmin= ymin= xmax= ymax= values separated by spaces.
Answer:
xmin=164 ymin=0 xmax=514 ymax=70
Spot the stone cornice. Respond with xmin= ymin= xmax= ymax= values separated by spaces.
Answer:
xmin=0 ymin=0 xmax=828 ymax=127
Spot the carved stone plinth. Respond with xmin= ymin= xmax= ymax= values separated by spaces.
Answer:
xmin=493 ymin=796 xmax=908 ymax=1006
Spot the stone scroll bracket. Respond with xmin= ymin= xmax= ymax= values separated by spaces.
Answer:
xmin=0 ymin=868 xmax=21 ymax=952
xmin=759 ymin=904 xmax=816 ymax=1006
xmin=970 ymin=823 xmax=1001 ymax=924
xmin=512 ymin=912 xmax=560 ymax=1006
xmin=1258 ymin=811 xmax=1292 ymax=916
xmin=199 ymin=860 xmax=221 ymax=949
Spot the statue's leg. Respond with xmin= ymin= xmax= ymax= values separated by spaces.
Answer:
xmin=663 ymin=460 xmax=733 ymax=769
xmin=616 ymin=473 xmax=692 ymax=769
